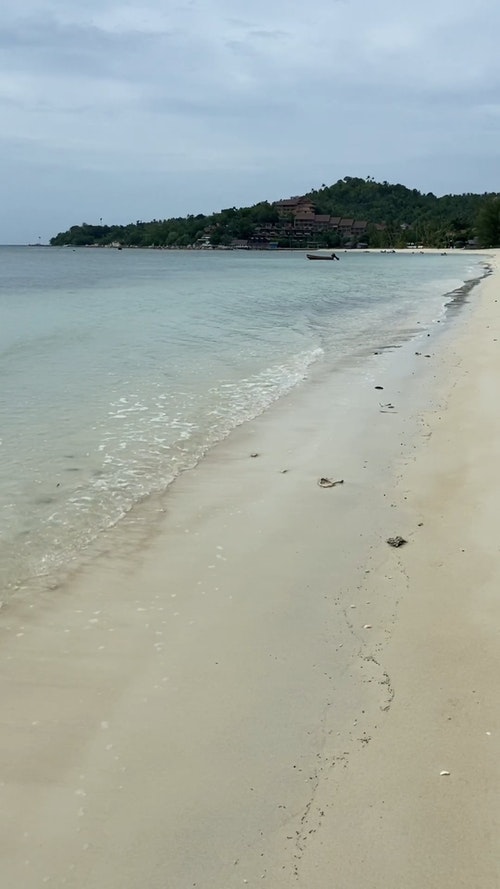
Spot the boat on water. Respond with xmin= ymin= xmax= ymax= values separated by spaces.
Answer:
xmin=306 ymin=252 xmax=339 ymax=261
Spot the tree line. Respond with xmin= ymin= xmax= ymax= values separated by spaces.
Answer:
xmin=49 ymin=177 xmax=500 ymax=249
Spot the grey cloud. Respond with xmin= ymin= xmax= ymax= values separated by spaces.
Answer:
xmin=0 ymin=19 xmax=172 ymax=77
xmin=247 ymin=29 xmax=289 ymax=40
xmin=145 ymin=93 xmax=292 ymax=119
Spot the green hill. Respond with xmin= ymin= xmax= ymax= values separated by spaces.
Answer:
xmin=49 ymin=176 xmax=500 ymax=249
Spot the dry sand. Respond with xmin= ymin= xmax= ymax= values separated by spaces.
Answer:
xmin=1 ymin=253 xmax=499 ymax=888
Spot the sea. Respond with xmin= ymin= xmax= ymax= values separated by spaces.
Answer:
xmin=0 ymin=246 xmax=486 ymax=599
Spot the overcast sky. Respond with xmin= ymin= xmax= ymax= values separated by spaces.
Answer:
xmin=1 ymin=0 xmax=499 ymax=242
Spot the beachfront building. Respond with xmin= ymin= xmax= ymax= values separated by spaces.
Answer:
xmin=274 ymin=196 xmax=316 ymax=218
xmin=272 ymin=195 xmax=368 ymax=243
xmin=198 ymin=194 xmax=375 ymax=249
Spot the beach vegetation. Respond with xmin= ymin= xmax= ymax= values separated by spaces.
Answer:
xmin=476 ymin=198 xmax=500 ymax=246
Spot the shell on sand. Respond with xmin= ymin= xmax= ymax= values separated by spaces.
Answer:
xmin=318 ymin=477 xmax=344 ymax=488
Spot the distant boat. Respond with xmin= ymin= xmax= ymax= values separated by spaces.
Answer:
xmin=306 ymin=252 xmax=339 ymax=261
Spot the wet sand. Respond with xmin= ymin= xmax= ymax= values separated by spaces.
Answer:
xmin=1 ymin=253 xmax=499 ymax=888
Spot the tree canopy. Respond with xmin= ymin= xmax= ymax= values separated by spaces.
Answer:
xmin=49 ymin=177 xmax=500 ymax=249
xmin=476 ymin=198 xmax=500 ymax=247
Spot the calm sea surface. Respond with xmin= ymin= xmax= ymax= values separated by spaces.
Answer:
xmin=0 ymin=246 xmax=484 ymax=596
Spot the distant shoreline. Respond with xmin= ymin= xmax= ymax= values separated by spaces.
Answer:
xmin=37 ymin=243 xmax=488 ymax=255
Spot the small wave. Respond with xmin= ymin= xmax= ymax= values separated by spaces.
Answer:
xmin=94 ymin=345 xmax=324 ymax=510
xmin=0 ymin=345 xmax=324 ymax=594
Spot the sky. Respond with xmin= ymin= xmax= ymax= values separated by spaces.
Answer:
xmin=1 ymin=0 xmax=500 ymax=243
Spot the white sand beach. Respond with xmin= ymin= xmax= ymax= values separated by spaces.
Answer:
xmin=1 ymin=252 xmax=499 ymax=888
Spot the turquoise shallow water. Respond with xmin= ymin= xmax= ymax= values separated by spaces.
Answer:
xmin=0 ymin=246 xmax=484 ymax=593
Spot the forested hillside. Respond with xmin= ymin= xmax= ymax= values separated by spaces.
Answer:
xmin=50 ymin=177 xmax=500 ymax=248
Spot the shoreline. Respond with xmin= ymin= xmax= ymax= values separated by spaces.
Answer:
xmin=3 ymin=253 xmax=489 ymax=604
xmin=1 ymin=254 xmax=499 ymax=887
xmin=43 ymin=245 xmax=488 ymax=255
xmin=297 ymin=250 xmax=500 ymax=886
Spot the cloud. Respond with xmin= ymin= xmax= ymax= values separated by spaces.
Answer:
xmin=1 ymin=0 xmax=500 ymax=241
